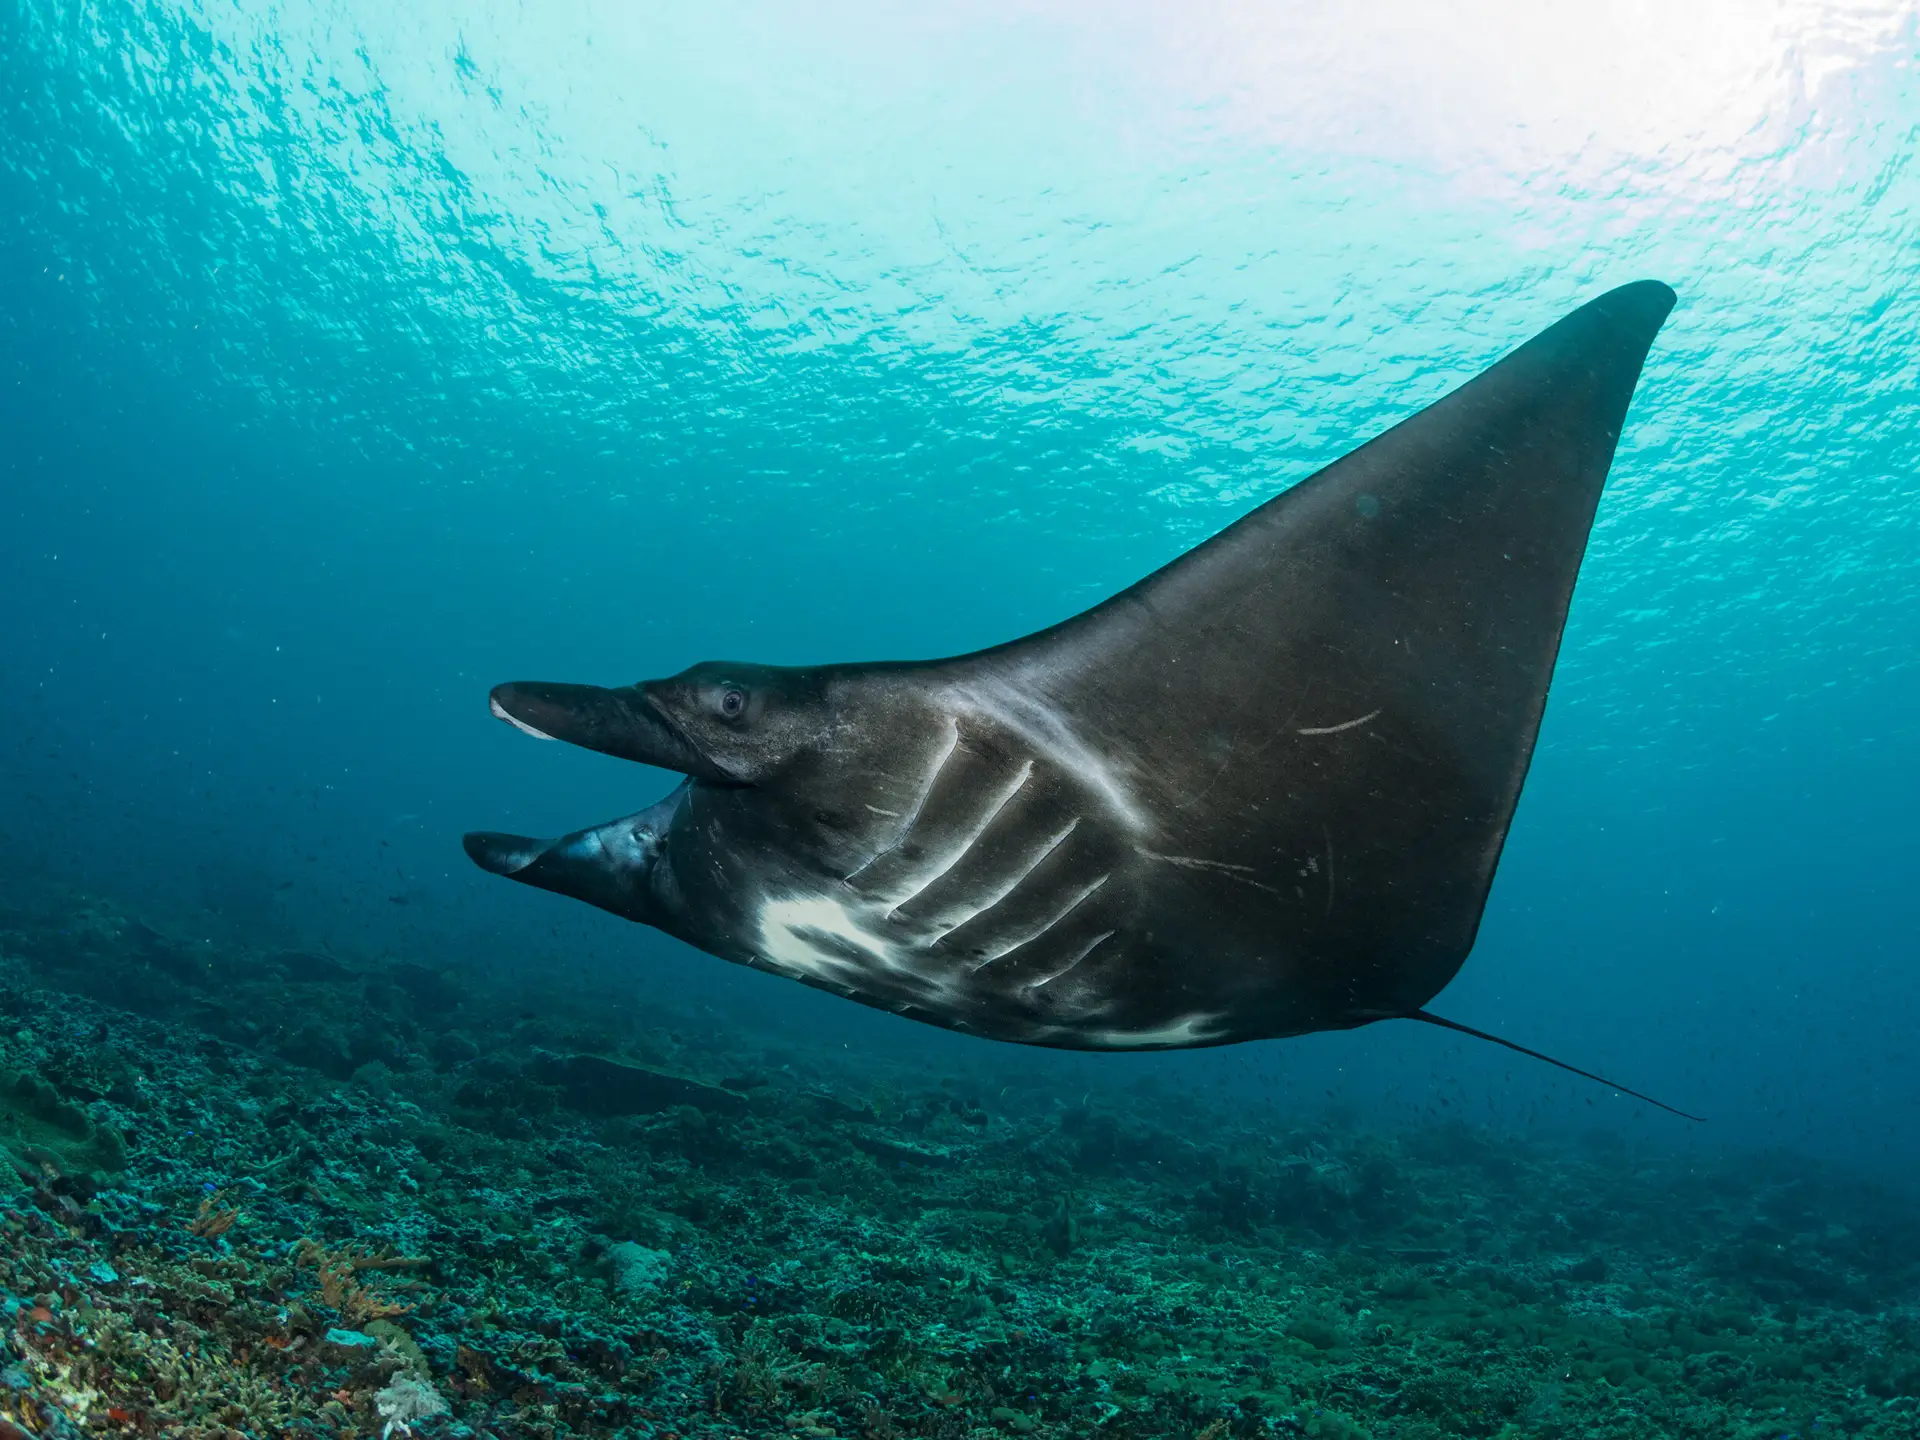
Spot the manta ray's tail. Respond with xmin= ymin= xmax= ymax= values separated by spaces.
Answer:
xmin=1405 ymin=1009 xmax=1704 ymax=1122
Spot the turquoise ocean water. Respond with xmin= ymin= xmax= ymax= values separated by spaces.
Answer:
xmin=3 ymin=2 xmax=1918 ymax=1171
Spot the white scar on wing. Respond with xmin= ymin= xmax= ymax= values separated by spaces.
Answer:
xmin=885 ymin=760 xmax=1034 ymax=919
xmin=1144 ymin=851 xmax=1282 ymax=896
xmin=845 ymin=719 xmax=959 ymax=881
xmin=1149 ymin=852 xmax=1255 ymax=875
xmin=1296 ymin=709 xmax=1381 ymax=736
xmin=967 ymin=872 xmax=1109 ymax=970
xmin=491 ymin=696 xmax=557 ymax=741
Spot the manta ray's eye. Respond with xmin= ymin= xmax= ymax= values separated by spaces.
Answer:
xmin=718 ymin=688 xmax=747 ymax=718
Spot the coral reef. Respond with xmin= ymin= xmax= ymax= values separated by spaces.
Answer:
xmin=0 ymin=885 xmax=1916 ymax=1438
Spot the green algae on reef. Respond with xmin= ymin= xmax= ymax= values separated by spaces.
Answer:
xmin=1 ymin=886 xmax=1918 ymax=1440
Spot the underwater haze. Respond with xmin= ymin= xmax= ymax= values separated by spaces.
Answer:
xmin=3 ymin=4 xmax=1920 ymax=1438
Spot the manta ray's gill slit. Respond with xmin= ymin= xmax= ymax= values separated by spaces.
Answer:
xmin=883 ymin=759 xmax=1035 ymax=920
xmin=843 ymin=718 xmax=960 ymax=882
xmin=967 ymin=871 xmax=1111 ymax=972
xmin=932 ymin=816 xmax=1081 ymax=933
xmin=1023 ymin=929 xmax=1116 ymax=995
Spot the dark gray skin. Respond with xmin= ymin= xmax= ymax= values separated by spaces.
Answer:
xmin=467 ymin=281 xmax=1677 ymax=1057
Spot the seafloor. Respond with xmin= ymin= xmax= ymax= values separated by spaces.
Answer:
xmin=0 ymin=887 xmax=1915 ymax=1440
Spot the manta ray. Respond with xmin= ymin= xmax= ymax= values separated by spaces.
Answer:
xmin=467 ymin=281 xmax=1692 ymax=1115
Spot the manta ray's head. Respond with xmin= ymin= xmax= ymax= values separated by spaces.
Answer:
xmin=463 ymin=662 xmax=834 ymax=929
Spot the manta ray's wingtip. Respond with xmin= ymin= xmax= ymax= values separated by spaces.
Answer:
xmin=1607 ymin=277 xmax=1677 ymax=307
xmin=1581 ymin=278 xmax=1678 ymax=337
xmin=1481 ymin=278 xmax=1674 ymax=434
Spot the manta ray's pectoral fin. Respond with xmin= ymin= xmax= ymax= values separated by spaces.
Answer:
xmin=956 ymin=280 xmax=1678 ymax=1029
xmin=488 ymin=680 xmax=733 ymax=782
